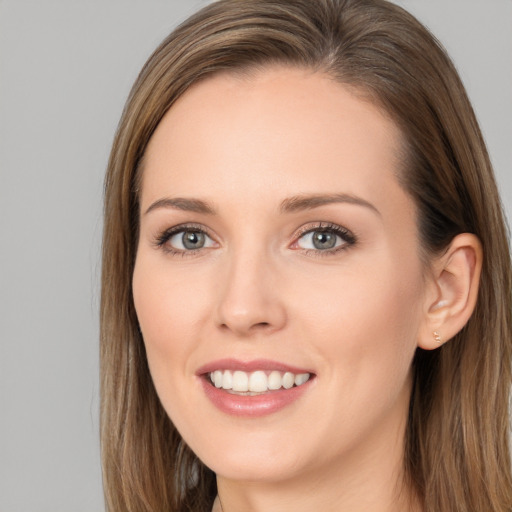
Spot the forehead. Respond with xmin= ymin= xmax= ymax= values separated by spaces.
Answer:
xmin=140 ymin=66 xmax=406 ymax=214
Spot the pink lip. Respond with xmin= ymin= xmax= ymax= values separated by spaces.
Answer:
xmin=196 ymin=358 xmax=315 ymax=417
xmin=196 ymin=358 xmax=313 ymax=375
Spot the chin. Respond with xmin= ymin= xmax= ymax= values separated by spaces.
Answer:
xmin=182 ymin=423 xmax=310 ymax=483
xmin=204 ymin=449 xmax=306 ymax=484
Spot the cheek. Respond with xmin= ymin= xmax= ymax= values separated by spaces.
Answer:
xmin=132 ymin=255 xmax=208 ymax=383
xmin=293 ymin=254 xmax=424 ymax=395
xmin=133 ymin=250 xmax=212 ymax=329
xmin=297 ymin=252 xmax=422 ymax=330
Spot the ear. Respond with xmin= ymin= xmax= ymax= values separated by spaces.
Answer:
xmin=418 ymin=233 xmax=483 ymax=350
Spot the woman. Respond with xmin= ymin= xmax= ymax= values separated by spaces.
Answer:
xmin=100 ymin=0 xmax=512 ymax=510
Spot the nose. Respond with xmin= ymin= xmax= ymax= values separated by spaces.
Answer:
xmin=215 ymin=248 xmax=287 ymax=337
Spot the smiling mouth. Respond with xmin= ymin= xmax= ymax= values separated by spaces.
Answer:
xmin=207 ymin=369 xmax=312 ymax=395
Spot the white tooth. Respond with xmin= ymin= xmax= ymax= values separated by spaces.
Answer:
xmin=268 ymin=371 xmax=282 ymax=390
xmin=214 ymin=370 xmax=223 ymax=388
xmin=222 ymin=370 xmax=233 ymax=390
xmin=249 ymin=371 xmax=268 ymax=392
xmin=210 ymin=372 xmax=215 ymax=384
xmin=232 ymin=371 xmax=249 ymax=392
xmin=282 ymin=372 xmax=294 ymax=389
xmin=294 ymin=373 xmax=310 ymax=386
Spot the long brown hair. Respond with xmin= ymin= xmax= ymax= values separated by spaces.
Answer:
xmin=100 ymin=1 xmax=512 ymax=510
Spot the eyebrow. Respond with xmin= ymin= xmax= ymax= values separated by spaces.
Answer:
xmin=144 ymin=193 xmax=380 ymax=217
xmin=280 ymin=193 xmax=380 ymax=216
xmin=144 ymin=197 xmax=216 ymax=215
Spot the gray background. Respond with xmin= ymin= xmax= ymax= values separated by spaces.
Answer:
xmin=0 ymin=1 xmax=510 ymax=511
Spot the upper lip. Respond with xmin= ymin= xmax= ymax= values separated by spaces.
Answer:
xmin=196 ymin=358 xmax=314 ymax=376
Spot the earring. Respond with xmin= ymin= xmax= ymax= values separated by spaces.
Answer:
xmin=433 ymin=331 xmax=442 ymax=344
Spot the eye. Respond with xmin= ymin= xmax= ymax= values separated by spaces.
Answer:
xmin=155 ymin=225 xmax=217 ymax=254
xmin=169 ymin=230 xmax=214 ymax=250
xmin=293 ymin=223 xmax=356 ymax=253
xmin=298 ymin=231 xmax=339 ymax=250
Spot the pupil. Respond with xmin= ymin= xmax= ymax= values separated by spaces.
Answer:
xmin=313 ymin=231 xmax=336 ymax=250
xmin=183 ymin=231 xmax=205 ymax=249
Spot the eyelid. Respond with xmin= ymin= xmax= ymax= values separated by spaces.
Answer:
xmin=293 ymin=221 xmax=355 ymax=239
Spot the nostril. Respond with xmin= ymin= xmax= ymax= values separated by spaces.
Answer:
xmin=219 ymin=321 xmax=272 ymax=335
xmin=253 ymin=322 xmax=271 ymax=329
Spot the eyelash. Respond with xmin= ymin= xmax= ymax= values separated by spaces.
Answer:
xmin=153 ymin=222 xmax=357 ymax=257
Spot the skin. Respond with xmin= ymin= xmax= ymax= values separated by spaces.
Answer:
xmin=133 ymin=67 xmax=434 ymax=512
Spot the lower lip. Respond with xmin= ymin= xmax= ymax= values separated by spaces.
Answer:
xmin=200 ymin=377 xmax=314 ymax=417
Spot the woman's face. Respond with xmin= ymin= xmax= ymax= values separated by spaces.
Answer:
xmin=133 ymin=67 xmax=430 ymax=484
